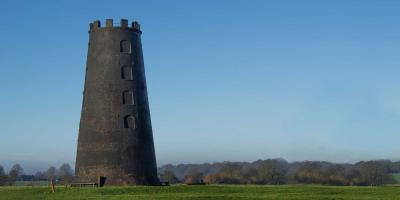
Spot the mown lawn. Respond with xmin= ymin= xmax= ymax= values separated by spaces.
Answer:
xmin=1 ymin=184 xmax=400 ymax=200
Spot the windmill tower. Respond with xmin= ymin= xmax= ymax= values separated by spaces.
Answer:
xmin=75 ymin=19 xmax=159 ymax=185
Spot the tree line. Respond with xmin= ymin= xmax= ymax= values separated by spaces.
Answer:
xmin=0 ymin=163 xmax=73 ymax=186
xmin=1 ymin=159 xmax=398 ymax=186
xmin=159 ymin=159 xmax=399 ymax=186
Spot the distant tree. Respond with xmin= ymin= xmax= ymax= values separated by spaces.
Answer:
xmin=242 ymin=168 xmax=259 ymax=184
xmin=358 ymin=161 xmax=395 ymax=186
xmin=294 ymin=162 xmax=323 ymax=184
xmin=203 ymin=163 xmax=244 ymax=184
xmin=256 ymin=159 xmax=288 ymax=185
xmin=59 ymin=163 xmax=73 ymax=183
xmin=215 ymin=163 xmax=243 ymax=184
xmin=160 ymin=170 xmax=179 ymax=184
xmin=321 ymin=164 xmax=346 ymax=185
xmin=0 ymin=165 xmax=7 ymax=186
xmin=345 ymin=168 xmax=363 ymax=186
xmin=389 ymin=161 xmax=400 ymax=173
xmin=184 ymin=168 xmax=203 ymax=184
xmin=8 ymin=164 xmax=23 ymax=185
xmin=203 ymin=173 xmax=219 ymax=184
xmin=46 ymin=166 xmax=57 ymax=179
xmin=159 ymin=159 xmax=400 ymax=186
xmin=34 ymin=171 xmax=46 ymax=181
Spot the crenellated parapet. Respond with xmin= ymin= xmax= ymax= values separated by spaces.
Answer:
xmin=90 ymin=19 xmax=142 ymax=32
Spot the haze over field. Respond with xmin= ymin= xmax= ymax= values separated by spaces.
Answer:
xmin=1 ymin=0 xmax=400 ymax=173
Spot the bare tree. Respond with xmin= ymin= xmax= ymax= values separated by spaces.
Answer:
xmin=58 ymin=163 xmax=73 ymax=183
xmin=46 ymin=166 xmax=57 ymax=179
xmin=34 ymin=171 xmax=46 ymax=181
xmin=8 ymin=164 xmax=23 ymax=185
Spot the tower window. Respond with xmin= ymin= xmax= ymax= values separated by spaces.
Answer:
xmin=121 ymin=65 xmax=133 ymax=80
xmin=124 ymin=115 xmax=136 ymax=129
xmin=120 ymin=40 xmax=131 ymax=53
xmin=123 ymin=90 xmax=134 ymax=105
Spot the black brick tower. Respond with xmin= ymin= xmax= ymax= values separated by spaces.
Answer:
xmin=75 ymin=19 xmax=159 ymax=185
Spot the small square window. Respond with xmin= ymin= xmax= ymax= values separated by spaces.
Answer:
xmin=121 ymin=66 xmax=133 ymax=80
xmin=123 ymin=90 xmax=134 ymax=105
xmin=120 ymin=40 xmax=131 ymax=53
xmin=124 ymin=115 xmax=136 ymax=129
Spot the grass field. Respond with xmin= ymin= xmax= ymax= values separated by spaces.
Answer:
xmin=1 ymin=184 xmax=400 ymax=200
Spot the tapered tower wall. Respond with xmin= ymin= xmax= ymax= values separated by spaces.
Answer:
xmin=75 ymin=19 xmax=159 ymax=185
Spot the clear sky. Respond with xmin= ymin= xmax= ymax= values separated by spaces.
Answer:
xmin=1 ymin=0 xmax=400 ymax=173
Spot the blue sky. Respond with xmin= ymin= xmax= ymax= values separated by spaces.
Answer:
xmin=1 ymin=0 xmax=400 ymax=173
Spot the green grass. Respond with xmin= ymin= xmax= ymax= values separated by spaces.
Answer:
xmin=1 ymin=184 xmax=400 ymax=200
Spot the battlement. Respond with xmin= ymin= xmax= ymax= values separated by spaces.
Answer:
xmin=90 ymin=19 xmax=141 ymax=32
